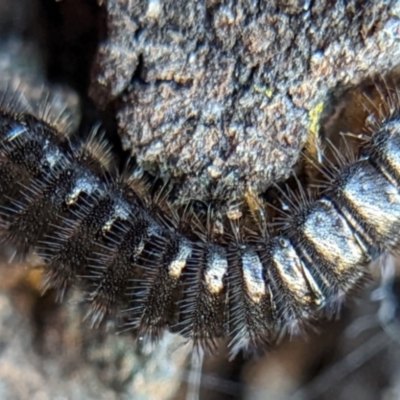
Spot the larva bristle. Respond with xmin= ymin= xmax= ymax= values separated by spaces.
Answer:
xmin=73 ymin=125 xmax=115 ymax=173
xmin=0 ymin=76 xmax=79 ymax=137
xmin=35 ymin=87 xmax=79 ymax=137
xmin=122 ymin=167 xmax=177 ymax=229
xmin=242 ymin=188 xmax=269 ymax=236
xmin=120 ymin=166 xmax=149 ymax=201
xmin=0 ymin=79 xmax=34 ymax=117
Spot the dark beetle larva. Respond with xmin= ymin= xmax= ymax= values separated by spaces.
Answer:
xmin=1 ymin=90 xmax=400 ymax=358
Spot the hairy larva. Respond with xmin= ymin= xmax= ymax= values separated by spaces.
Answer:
xmin=1 ymin=81 xmax=400 ymax=365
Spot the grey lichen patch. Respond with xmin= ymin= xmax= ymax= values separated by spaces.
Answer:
xmin=90 ymin=0 xmax=400 ymax=201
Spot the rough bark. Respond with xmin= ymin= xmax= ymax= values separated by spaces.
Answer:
xmin=90 ymin=0 xmax=400 ymax=201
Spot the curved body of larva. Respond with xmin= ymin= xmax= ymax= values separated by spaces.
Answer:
xmin=0 ymin=106 xmax=400 ymax=358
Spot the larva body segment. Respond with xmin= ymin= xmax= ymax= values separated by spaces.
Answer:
xmin=130 ymin=233 xmax=192 ymax=339
xmin=287 ymin=197 xmax=371 ymax=307
xmin=261 ymin=237 xmax=323 ymax=333
xmin=0 ymin=111 xmax=69 ymax=256
xmin=342 ymin=169 xmax=398 ymax=255
xmin=85 ymin=208 xmax=151 ymax=327
xmin=177 ymin=242 xmax=228 ymax=351
xmin=225 ymin=243 xmax=274 ymax=354
xmin=368 ymin=116 xmax=400 ymax=184
xmin=1 ymin=103 xmax=400 ymax=356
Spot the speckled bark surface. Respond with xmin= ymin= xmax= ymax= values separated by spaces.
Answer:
xmin=90 ymin=0 xmax=400 ymax=201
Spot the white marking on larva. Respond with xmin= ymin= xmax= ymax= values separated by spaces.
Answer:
xmin=204 ymin=247 xmax=228 ymax=294
xmin=135 ymin=240 xmax=145 ymax=258
xmin=146 ymin=219 xmax=162 ymax=238
xmin=102 ymin=199 xmax=131 ymax=232
xmin=42 ymin=140 xmax=63 ymax=168
xmin=4 ymin=123 xmax=28 ymax=141
xmin=168 ymin=239 xmax=192 ymax=279
xmin=66 ymin=175 xmax=100 ymax=205
xmin=241 ymin=249 xmax=266 ymax=303
xmin=44 ymin=149 xmax=62 ymax=168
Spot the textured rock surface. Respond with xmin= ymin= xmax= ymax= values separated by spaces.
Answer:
xmin=90 ymin=0 xmax=400 ymax=201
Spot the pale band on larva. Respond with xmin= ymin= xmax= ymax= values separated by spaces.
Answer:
xmin=0 ymin=101 xmax=400 ymax=358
